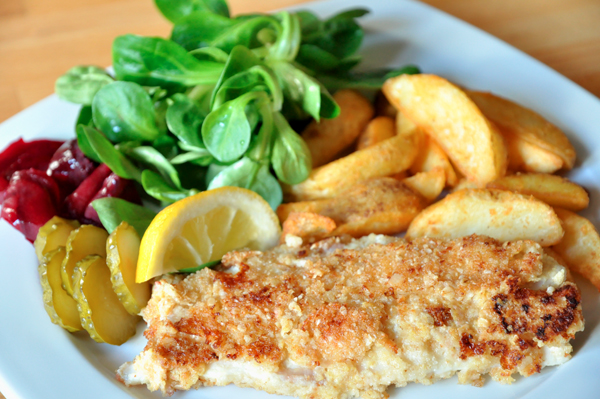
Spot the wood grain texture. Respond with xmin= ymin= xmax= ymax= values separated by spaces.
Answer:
xmin=0 ymin=0 xmax=599 ymax=397
xmin=1 ymin=0 xmax=599 ymax=124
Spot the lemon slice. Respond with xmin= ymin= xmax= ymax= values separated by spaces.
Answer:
xmin=136 ymin=187 xmax=281 ymax=282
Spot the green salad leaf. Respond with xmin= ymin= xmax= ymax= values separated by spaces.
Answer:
xmin=92 ymin=197 xmax=157 ymax=236
xmin=58 ymin=0 xmax=420 ymax=235
xmin=125 ymin=146 xmax=182 ymax=189
xmin=210 ymin=16 xmax=279 ymax=53
xmin=202 ymin=91 xmax=266 ymax=162
xmin=317 ymin=65 xmax=421 ymax=91
xmin=141 ymin=170 xmax=195 ymax=203
xmin=166 ymin=93 xmax=206 ymax=147
xmin=207 ymin=157 xmax=282 ymax=209
xmin=55 ymin=66 xmax=113 ymax=105
xmin=75 ymin=124 xmax=102 ymax=163
xmin=171 ymin=11 xmax=238 ymax=51
xmin=113 ymin=35 xmax=224 ymax=87
xmin=155 ymin=0 xmax=230 ymax=23
xmin=80 ymin=125 xmax=142 ymax=181
xmin=213 ymin=65 xmax=283 ymax=111
xmin=92 ymin=81 xmax=161 ymax=142
xmin=271 ymin=112 xmax=311 ymax=185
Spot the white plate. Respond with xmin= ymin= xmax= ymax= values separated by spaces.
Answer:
xmin=1 ymin=0 xmax=599 ymax=398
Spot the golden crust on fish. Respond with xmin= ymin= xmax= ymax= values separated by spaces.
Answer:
xmin=118 ymin=234 xmax=583 ymax=398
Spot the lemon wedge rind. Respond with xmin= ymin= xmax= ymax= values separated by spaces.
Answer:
xmin=136 ymin=187 xmax=281 ymax=283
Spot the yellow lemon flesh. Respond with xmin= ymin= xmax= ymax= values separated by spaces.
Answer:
xmin=136 ymin=187 xmax=281 ymax=282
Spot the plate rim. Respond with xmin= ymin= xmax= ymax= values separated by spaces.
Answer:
xmin=1 ymin=1 xmax=599 ymax=398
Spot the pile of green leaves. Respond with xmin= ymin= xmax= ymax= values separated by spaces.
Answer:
xmin=55 ymin=0 xmax=418 ymax=212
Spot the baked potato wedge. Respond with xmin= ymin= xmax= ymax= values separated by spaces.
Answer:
xmin=383 ymin=74 xmax=507 ymax=185
xmin=284 ymin=133 xmax=418 ymax=201
xmin=503 ymin=130 xmax=564 ymax=173
xmin=467 ymin=90 xmax=575 ymax=169
xmin=279 ymin=177 xmax=427 ymax=237
xmin=553 ymin=208 xmax=600 ymax=290
xmin=487 ymin=172 xmax=589 ymax=211
xmin=280 ymin=212 xmax=337 ymax=244
xmin=402 ymin=168 xmax=446 ymax=203
xmin=302 ymin=89 xmax=374 ymax=167
xmin=356 ymin=116 xmax=396 ymax=150
xmin=396 ymin=112 xmax=458 ymax=187
xmin=407 ymin=188 xmax=564 ymax=246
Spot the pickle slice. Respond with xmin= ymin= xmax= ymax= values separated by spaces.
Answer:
xmin=106 ymin=222 xmax=151 ymax=315
xmin=72 ymin=255 xmax=139 ymax=345
xmin=38 ymin=247 xmax=83 ymax=332
xmin=34 ymin=216 xmax=80 ymax=262
xmin=61 ymin=225 xmax=109 ymax=296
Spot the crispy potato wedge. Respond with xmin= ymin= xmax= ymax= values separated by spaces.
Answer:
xmin=375 ymin=90 xmax=397 ymax=119
xmin=452 ymin=178 xmax=483 ymax=192
xmin=412 ymin=136 xmax=459 ymax=187
xmin=278 ymin=202 xmax=320 ymax=221
xmin=406 ymin=188 xmax=564 ymax=246
xmin=284 ymin=133 xmax=418 ymax=201
xmin=402 ymin=168 xmax=445 ymax=203
xmin=487 ymin=172 xmax=589 ymax=211
xmin=467 ymin=90 xmax=575 ymax=169
xmin=356 ymin=116 xmax=396 ymax=150
xmin=503 ymin=130 xmax=564 ymax=173
xmin=410 ymin=133 xmax=458 ymax=187
xmin=302 ymin=89 xmax=374 ymax=167
xmin=390 ymin=171 xmax=409 ymax=181
xmin=384 ymin=74 xmax=507 ymax=185
xmin=395 ymin=109 xmax=420 ymax=137
xmin=553 ymin=208 xmax=600 ymax=290
xmin=280 ymin=212 xmax=337 ymax=244
xmin=396 ymin=113 xmax=458 ymax=187
xmin=279 ymin=177 xmax=427 ymax=237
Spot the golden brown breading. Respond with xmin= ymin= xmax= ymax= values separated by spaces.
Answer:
xmin=118 ymin=234 xmax=583 ymax=398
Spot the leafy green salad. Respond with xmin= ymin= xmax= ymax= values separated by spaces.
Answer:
xmin=55 ymin=0 xmax=418 ymax=219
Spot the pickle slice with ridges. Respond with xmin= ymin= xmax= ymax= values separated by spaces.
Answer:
xmin=38 ymin=247 xmax=83 ymax=332
xmin=106 ymin=222 xmax=150 ymax=315
xmin=72 ymin=255 xmax=139 ymax=345
xmin=61 ymin=225 xmax=109 ymax=296
xmin=34 ymin=216 xmax=80 ymax=262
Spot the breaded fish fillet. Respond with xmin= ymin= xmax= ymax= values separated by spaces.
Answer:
xmin=117 ymin=234 xmax=584 ymax=398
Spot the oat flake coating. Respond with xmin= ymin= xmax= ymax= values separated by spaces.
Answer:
xmin=117 ymin=234 xmax=584 ymax=398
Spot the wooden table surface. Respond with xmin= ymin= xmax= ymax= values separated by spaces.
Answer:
xmin=1 ymin=0 xmax=600 ymax=125
xmin=0 ymin=0 xmax=599 ymax=397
